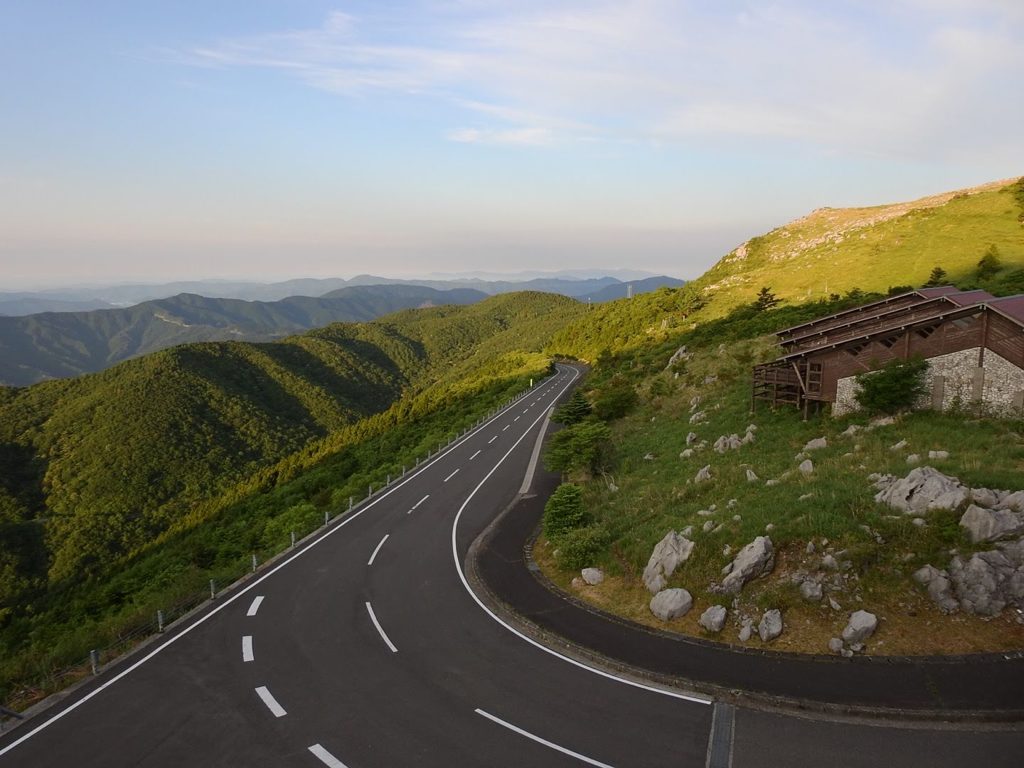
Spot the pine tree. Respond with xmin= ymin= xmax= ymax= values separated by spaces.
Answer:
xmin=753 ymin=286 xmax=780 ymax=312
xmin=552 ymin=390 xmax=592 ymax=425
xmin=977 ymin=245 xmax=1002 ymax=280
xmin=923 ymin=266 xmax=947 ymax=287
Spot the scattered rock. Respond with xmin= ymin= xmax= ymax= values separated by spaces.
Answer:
xmin=906 ymin=454 xmax=920 ymax=465
xmin=642 ymin=531 xmax=695 ymax=594
xmin=840 ymin=424 xmax=863 ymax=437
xmin=689 ymin=411 xmax=707 ymax=425
xmin=841 ymin=647 xmax=854 ymax=658
xmin=714 ymin=434 xmax=743 ymax=453
xmin=800 ymin=580 xmax=823 ymax=602
xmin=948 ymin=546 xmax=1024 ymax=616
xmin=716 ymin=536 xmax=775 ymax=594
xmin=804 ymin=437 xmax=828 ymax=451
xmin=571 ymin=577 xmax=584 ymax=589
xmin=765 ymin=479 xmax=780 ymax=487
xmin=869 ymin=415 xmax=896 ymax=428
xmin=971 ymin=488 xmax=1001 ymax=508
xmin=1001 ymin=491 xmax=1024 ymax=513
xmin=697 ymin=509 xmax=715 ymax=517
xmin=650 ymin=588 xmax=693 ymax=621
xmin=681 ymin=525 xmax=693 ymax=538
xmin=680 ymin=449 xmax=695 ymax=459
xmin=689 ymin=396 xmax=701 ymax=412
xmin=799 ymin=493 xmax=814 ymax=501
xmin=581 ymin=568 xmax=604 ymax=586
xmin=702 ymin=520 xmax=715 ymax=533
xmin=699 ymin=605 xmax=728 ymax=633
xmin=828 ymin=597 xmax=841 ymax=611
xmin=758 ymin=609 xmax=783 ymax=642
xmin=798 ymin=459 xmax=814 ymax=475
xmin=695 ymin=465 xmax=713 ymax=484
xmin=722 ymin=545 xmax=732 ymax=557
xmin=821 ymin=554 xmax=838 ymax=571
xmin=806 ymin=541 xmax=815 ymax=554
xmin=703 ymin=375 xmax=718 ymax=385
xmin=873 ymin=467 xmax=970 ymax=514
xmin=841 ymin=610 xmax=878 ymax=644
xmin=727 ymin=499 xmax=738 ymax=509
xmin=746 ymin=468 xmax=759 ymax=483
xmin=828 ymin=637 xmax=844 ymax=654
xmin=959 ymin=505 xmax=1024 ymax=543
xmin=667 ymin=345 xmax=690 ymax=368
xmin=929 ymin=450 xmax=950 ymax=460
xmin=741 ymin=431 xmax=756 ymax=445
xmin=643 ymin=453 xmax=655 ymax=461
xmin=765 ymin=523 xmax=775 ymax=533
xmin=912 ymin=517 xmax=926 ymax=527
xmin=732 ymin=514 xmax=742 ymax=522
xmin=890 ymin=439 xmax=908 ymax=451
xmin=738 ymin=619 xmax=753 ymax=642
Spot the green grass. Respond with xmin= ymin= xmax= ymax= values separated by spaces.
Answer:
xmin=691 ymin=177 xmax=1024 ymax=316
xmin=544 ymin=309 xmax=1024 ymax=654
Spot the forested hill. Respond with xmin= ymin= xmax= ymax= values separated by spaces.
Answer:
xmin=0 ymin=291 xmax=583 ymax=598
xmin=0 ymin=284 xmax=486 ymax=387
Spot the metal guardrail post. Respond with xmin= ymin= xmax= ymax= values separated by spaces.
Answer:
xmin=157 ymin=610 xmax=165 ymax=633
xmin=252 ymin=553 xmax=257 ymax=572
xmin=324 ymin=510 xmax=329 ymax=526
xmin=90 ymin=650 xmax=99 ymax=676
xmin=387 ymin=473 xmax=391 ymax=486
xmin=291 ymin=531 xmax=296 ymax=548
xmin=349 ymin=496 xmax=353 ymax=510
xmin=209 ymin=579 xmax=216 ymax=599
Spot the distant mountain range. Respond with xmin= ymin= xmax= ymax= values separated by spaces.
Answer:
xmin=0 ymin=276 xmax=683 ymax=385
xmin=0 ymin=285 xmax=484 ymax=387
xmin=0 ymin=273 xmax=683 ymax=314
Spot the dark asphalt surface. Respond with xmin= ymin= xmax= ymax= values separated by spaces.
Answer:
xmin=2 ymin=363 xmax=1021 ymax=767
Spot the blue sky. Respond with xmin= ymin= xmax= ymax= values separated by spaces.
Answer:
xmin=2 ymin=1 xmax=1022 ymax=287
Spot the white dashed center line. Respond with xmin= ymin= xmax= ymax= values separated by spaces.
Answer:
xmin=367 ymin=534 xmax=389 ymax=566
xmin=242 ymin=635 xmax=254 ymax=662
xmin=309 ymin=744 xmax=350 ymax=768
xmin=470 ymin=449 xmax=482 ymax=460
xmin=255 ymin=686 xmax=287 ymax=718
xmin=444 ymin=468 xmax=460 ymax=482
xmin=246 ymin=595 xmax=264 ymax=617
xmin=502 ymin=425 xmax=510 ymax=432
xmin=408 ymin=494 xmax=430 ymax=514
xmin=366 ymin=602 xmax=398 ymax=653
xmin=488 ymin=436 xmax=498 ymax=444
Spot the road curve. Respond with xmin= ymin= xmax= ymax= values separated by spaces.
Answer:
xmin=2 ymin=364 xmax=1022 ymax=767
xmin=0 ymin=366 xmax=713 ymax=767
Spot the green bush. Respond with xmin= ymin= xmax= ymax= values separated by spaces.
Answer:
xmin=592 ymin=383 xmax=638 ymax=421
xmin=554 ymin=525 xmax=609 ymax=570
xmin=854 ymin=357 xmax=929 ymax=414
xmin=544 ymin=419 xmax=612 ymax=475
xmin=542 ymin=483 xmax=588 ymax=542
xmin=552 ymin=391 xmax=592 ymax=425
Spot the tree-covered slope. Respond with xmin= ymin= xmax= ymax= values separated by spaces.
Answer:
xmin=0 ymin=291 xmax=583 ymax=600
xmin=0 ymin=285 xmax=486 ymax=386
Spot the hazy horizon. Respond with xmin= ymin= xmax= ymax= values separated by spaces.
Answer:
xmin=2 ymin=2 xmax=1021 ymax=287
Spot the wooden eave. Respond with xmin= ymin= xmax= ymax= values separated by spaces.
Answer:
xmin=779 ymin=296 xmax=958 ymax=349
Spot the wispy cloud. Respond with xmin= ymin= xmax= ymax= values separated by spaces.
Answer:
xmin=182 ymin=1 xmax=1024 ymax=160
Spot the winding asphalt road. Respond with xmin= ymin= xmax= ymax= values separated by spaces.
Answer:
xmin=1 ymin=364 xmax=1021 ymax=767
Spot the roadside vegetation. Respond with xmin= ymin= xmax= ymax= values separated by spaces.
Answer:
xmin=540 ymin=295 xmax=1024 ymax=655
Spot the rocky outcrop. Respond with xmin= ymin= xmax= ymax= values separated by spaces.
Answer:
xmin=699 ymin=605 xmax=727 ymax=633
xmin=716 ymin=536 xmax=775 ymax=594
xmin=915 ymin=537 xmax=1024 ymax=616
xmin=713 ymin=434 xmax=743 ymax=453
xmin=804 ymin=437 xmax=827 ymax=451
xmin=666 ymin=345 xmax=690 ymax=368
xmin=798 ymin=459 xmax=814 ymax=475
xmin=581 ymin=568 xmax=605 ymax=586
xmin=695 ymin=465 xmax=712 ymax=483
xmin=642 ymin=531 xmax=695 ymax=593
xmin=873 ymin=467 xmax=969 ymax=513
xmin=959 ymin=505 xmax=1024 ymax=543
xmin=650 ymin=588 xmax=693 ymax=621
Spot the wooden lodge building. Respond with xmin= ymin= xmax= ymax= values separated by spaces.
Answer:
xmin=752 ymin=287 xmax=1024 ymax=417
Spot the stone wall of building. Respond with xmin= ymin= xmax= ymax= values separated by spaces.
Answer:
xmin=832 ymin=347 xmax=1024 ymax=417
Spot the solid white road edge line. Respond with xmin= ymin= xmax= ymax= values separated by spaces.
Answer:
xmin=365 ymin=602 xmax=398 ymax=653
xmin=475 ymin=708 xmax=615 ymax=768
xmin=255 ymin=686 xmax=287 ymax=718
xmin=444 ymin=468 xmax=460 ymax=482
xmin=367 ymin=534 xmax=389 ymax=566
xmin=309 ymin=743 xmax=350 ymax=768
xmin=242 ymin=636 xmax=254 ymax=663
xmin=246 ymin=595 xmax=264 ymax=617
xmin=0 ymin=374 xmax=556 ymax=758
xmin=452 ymin=366 xmax=710 ymax=706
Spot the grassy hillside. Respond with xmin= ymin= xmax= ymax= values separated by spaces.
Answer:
xmin=692 ymin=177 xmax=1024 ymax=316
xmin=0 ymin=285 xmax=486 ymax=386
xmin=0 ymin=292 xmax=583 ymax=604
xmin=538 ymin=297 xmax=1024 ymax=655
